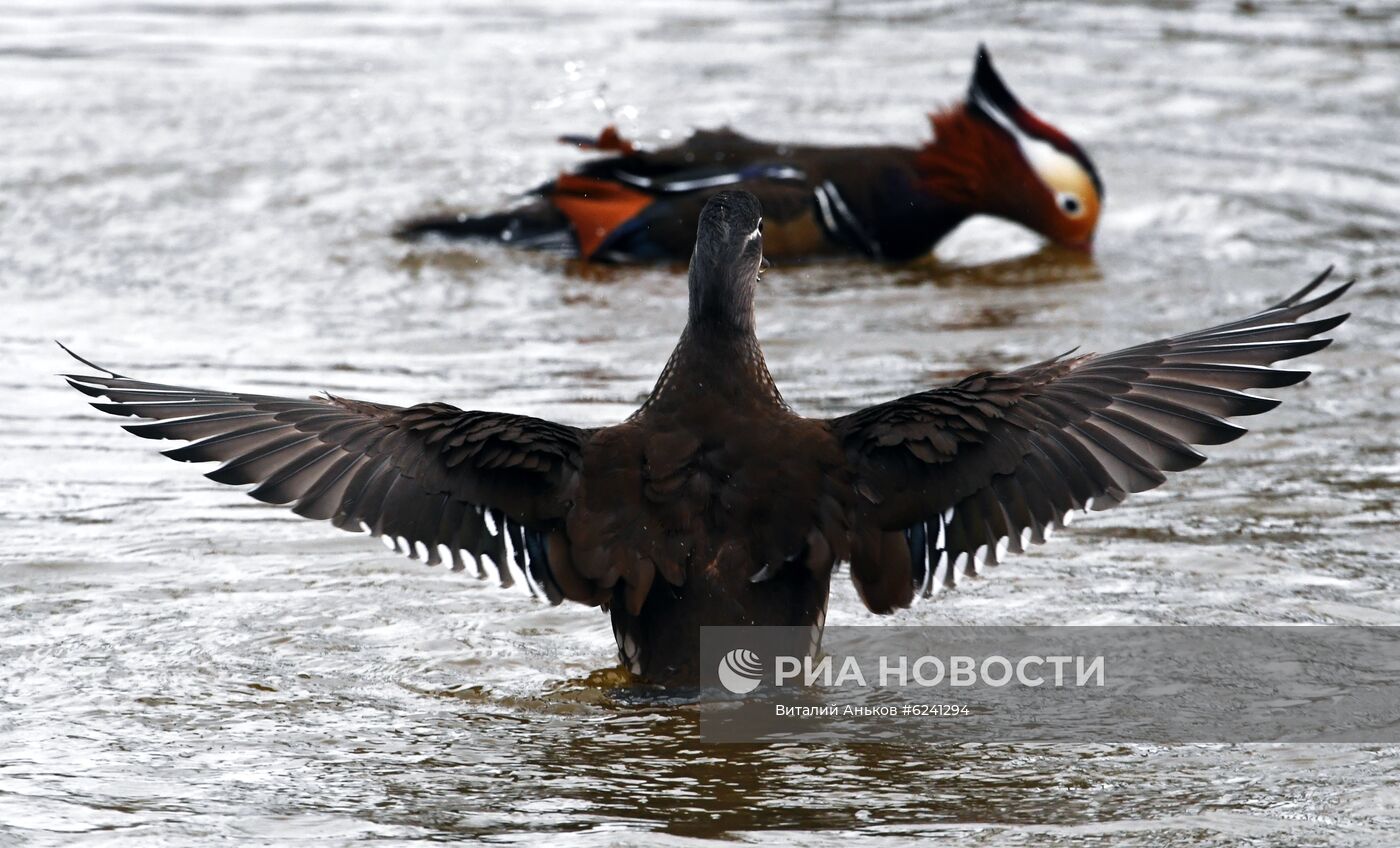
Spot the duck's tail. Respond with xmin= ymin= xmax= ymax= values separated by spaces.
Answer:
xmin=392 ymin=201 xmax=577 ymax=252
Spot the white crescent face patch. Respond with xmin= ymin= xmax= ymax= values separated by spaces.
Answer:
xmin=970 ymin=86 xmax=1096 ymax=216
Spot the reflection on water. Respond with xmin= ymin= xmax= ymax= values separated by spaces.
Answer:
xmin=2 ymin=0 xmax=1398 ymax=844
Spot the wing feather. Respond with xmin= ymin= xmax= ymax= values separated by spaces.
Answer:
xmin=64 ymin=361 xmax=593 ymax=604
xmin=829 ymin=270 xmax=1352 ymax=611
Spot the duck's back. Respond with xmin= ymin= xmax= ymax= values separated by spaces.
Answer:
xmin=565 ymin=396 xmax=853 ymax=679
xmin=564 ymin=129 xmax=940 ymax=262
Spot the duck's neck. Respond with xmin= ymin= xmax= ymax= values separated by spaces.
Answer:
xmin=913 ymin=104 xmax=1003 ymax=210
xmin=639 ymin=321 xmax=785 ymax=416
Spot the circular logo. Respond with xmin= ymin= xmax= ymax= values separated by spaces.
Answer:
xmin=717 ymin=648 xmax=764 ymax=695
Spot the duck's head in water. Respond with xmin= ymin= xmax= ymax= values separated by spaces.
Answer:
xmin=919 ymin=45 xmax=1104 ymax=252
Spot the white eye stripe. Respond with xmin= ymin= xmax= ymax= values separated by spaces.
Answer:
xmin=971 ymin=89 xmax=1018 ymax=138
xmin=973 ymin=88 xmax=1089 ymax=201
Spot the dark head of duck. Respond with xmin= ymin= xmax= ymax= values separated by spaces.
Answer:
xmin=687 ymin=190 xmax=766 ymax=333
xmin=915 ymin=45 xmax=1104 ymax=252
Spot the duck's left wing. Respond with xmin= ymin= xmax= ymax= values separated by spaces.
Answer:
xmin=826 ymin=270 xmax=1351 ymax=613
xmin=63 ymin=350 xmax=594 ymax=604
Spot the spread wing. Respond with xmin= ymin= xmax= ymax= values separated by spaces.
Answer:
xmin=828 ymin=270 xmax=1352 ymax=611
xmin=63 ymin=350 xmax=591 ymax=604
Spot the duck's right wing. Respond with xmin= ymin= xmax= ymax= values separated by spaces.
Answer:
xmin=63 ymin=349 xmax=603 ymax=605
xmin=826 ymin=270 xmax=1352 ymax=613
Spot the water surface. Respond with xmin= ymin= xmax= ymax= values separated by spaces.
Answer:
xmin=3 ymin=1 xmax=1399 ymax=844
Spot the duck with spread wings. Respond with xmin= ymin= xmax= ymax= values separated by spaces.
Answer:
xmin=68 ymin=192 xmax=1349 ymax=684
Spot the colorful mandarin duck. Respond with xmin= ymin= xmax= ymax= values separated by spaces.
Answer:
xmin=67 ymin=192 xmax=1351 ymax=684
xmin=395 ymin=47 xmax=1103 ymax=262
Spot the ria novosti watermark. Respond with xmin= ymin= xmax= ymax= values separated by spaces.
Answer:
xmin=700 ymin=626 xmax=1400 ymax=744
xmin=770 ymin=652 xmax=1104 ymax=689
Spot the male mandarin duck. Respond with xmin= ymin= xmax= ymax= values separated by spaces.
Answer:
xmin=69 ymin=192 xmax=1348 ymax=684
xmin=395 ymin=46 xmax=1103 ymax=262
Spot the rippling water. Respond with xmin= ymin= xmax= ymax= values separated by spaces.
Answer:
xmin=4 ymin=1 xmax=1399 ymax=844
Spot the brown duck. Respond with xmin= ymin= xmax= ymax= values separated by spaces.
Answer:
xmin=395 ymin=46 xmax=1103 ymax=262
xmin=68 ymin=192 xmax=1349 ymax=684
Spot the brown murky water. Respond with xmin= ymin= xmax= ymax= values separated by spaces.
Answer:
xmin=4 ymin=1 xmax=1399 ymax=844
